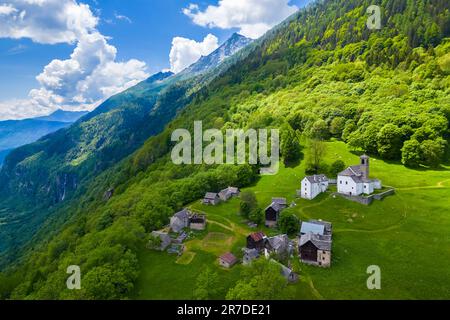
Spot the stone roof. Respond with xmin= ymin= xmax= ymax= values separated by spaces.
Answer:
xmin=220 ymin=252 xmax=238 ymax=265
xmin=219 ymin=187 xmax=239 ymax=198
xmin=265 ymin=202 xmax=281 ymax=213
xmin=243 ymin=248 xmax=260 ymax=259
xmin=173 ymin=208 xmax=190 ymax=220
xmin=266 ymin=234 xmax=289 ymax=251
xmin=272 ymin=197 xmax=287 ymax=206
xmin=280 ymin=264 xmax=295 ymax=279
xmin=299 ymin=232 xmax=332 ymax=251
xmin=304 ymin=174 xmax=328 ymax=184
xmin=249 ymin=232 xmax=266 ymax=242
xmin=204 ymin=192 xmax=219 ymax=200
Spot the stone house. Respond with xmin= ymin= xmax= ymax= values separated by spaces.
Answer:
xmin=203 ymin=192 xmax=221 ymax=205
xmin=219 ymin=252 xmax=238 ymax=268
xmin=218 ymin=187 xmax=240 ymax=201
xmin=298 ymin=220 xmax=333 ymax=268
xmin=170 ymin=209 xmax=190 ymax=233
xmin=242 ymin=248 xmax=260 ymax=265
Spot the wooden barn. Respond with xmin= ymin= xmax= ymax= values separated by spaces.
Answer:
xmin=246 ymin=232 xmax=266 ymax=251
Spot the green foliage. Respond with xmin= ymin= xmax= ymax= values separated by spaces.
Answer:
xmin=330 ymin=160 xmax=346 ymax=178
xmin=309 ymin=119 xmax=330 ymax=140
xmin=147 ymin=235 xmax=162 ymax=250
xmin=226 ymin=259 xmax=289 ymax=300
xmin=330 ymin=117 xmax=346 ymax=138
xmin=239 ymin=191 xmax=258 ymax=219
xmin=305 ymin=140 xmax=327 ymax=174
xmin=377 ymin=124 xmax=404 ymax=160
xmin=248 ymin=208 xmax=264 ymax=225
xmin=281 ymin=123 xmax=301 ymax=164
xmin=193 ymin=267 xmax=220 ymax=300
xmin=278 ymin=210 xmax=300 ymax=236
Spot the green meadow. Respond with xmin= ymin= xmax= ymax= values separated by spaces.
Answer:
xmin=134 ymin=141 xmax=450 ymax=300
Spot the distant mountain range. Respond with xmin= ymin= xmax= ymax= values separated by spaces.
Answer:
xmin=0 ymin=110 xmax=88 ymax=166
xmin=0 ymin=33 xmax=252 ymax=258
xmin=34 ymin=110 xmax=88 ymax=123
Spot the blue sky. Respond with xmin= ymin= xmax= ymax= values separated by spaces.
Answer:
xmin=0 ymin=0 xmax=311 ymax=119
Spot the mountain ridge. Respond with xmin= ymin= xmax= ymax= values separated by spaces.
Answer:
xmin=0 ymin=32 xmax=254 ymax=259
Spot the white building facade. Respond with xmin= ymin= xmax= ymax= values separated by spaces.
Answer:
xmin=299 ymin=175 xmax=329 ymax=200
xmin=337 ymin=155 xmax=381 ymax=196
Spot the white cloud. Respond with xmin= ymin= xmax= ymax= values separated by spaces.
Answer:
xmin=0 ymin=0 xmax=149 ymax=120
xmin=0 ymin=0 xmax=98 ymax=44
xmin=169 ymin=34 xmax=219 ymax=73
xmin=114 ymin=13 xmax=132 ymax=24
xmin=183 ymin=0 xmax=298 ymax=39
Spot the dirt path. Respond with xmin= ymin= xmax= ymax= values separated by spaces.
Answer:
xmin=208 ymin=219 xmax=235 ymax=233
xmin=298 ymin=196 xmax=331 ymax=220
xmin=390 ymin=178 xmax=450 ymax=191
xmin=303 ymin=275 xmax=324 ymax=300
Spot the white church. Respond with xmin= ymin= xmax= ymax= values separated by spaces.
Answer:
xmin=337 ymin=155 xmax=382 ymax=196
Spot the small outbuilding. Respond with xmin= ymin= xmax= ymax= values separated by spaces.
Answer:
xmin=203 ymin=192 xmax=221 ymax=206
xmin=150 ymin=231 xmax=172 ymax=251
xmin=170 ymin=208 xmax=190 ymax=233
xmin=189 ymin=214 xmax=207 ymax=231
xmin=246 ymin=232 xmax=266 ymax=251
xmin=219 ymin=253 xmax=238 ymax=268
xmin=242 ymin=248 xmax=260 ymax=265
xmin=265 ymin=198 xmax=287 ymax=228
xmin=219 ymin=187 xmax=240 ymax=201
xmin=265 ymin=234 xmax=291 ymax=257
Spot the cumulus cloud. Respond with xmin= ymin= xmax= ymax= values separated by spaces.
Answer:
xmin=169 ymin=33 xmax=219 ymax=73
xmin=0 ymin=0 xmax=98 ymax=44
xmin=0 ymin=0 xmax=149 ymax=120
xmin=183 ymin=0 xmax=298 ymax=39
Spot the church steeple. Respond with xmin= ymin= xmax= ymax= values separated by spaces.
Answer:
xmin=360 ymin=155 xmax=369 ymax=179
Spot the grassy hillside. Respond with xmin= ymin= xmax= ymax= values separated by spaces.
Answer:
xmin=134 ymin=141 xmax=450 ymax=300
xmin=0 ymin=0 xmax=449 ymax=300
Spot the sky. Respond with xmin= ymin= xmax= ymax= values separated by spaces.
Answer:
xmin=0 ymin=0 xmax=311 ymax=120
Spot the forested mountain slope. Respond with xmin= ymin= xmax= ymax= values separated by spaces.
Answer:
xmin=0 ymin=35 xmax=252 ymax=260
xmin=0 ymin=0 xmax=449 ymax=299
xmin=0 ymin=111 xmax=88 ymax=166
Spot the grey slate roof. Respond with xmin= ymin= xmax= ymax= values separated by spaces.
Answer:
xmin=205 ymin=192 xmax=219 ymax=200
xmin=219 ymin=187 xmax=239 ymax=198
xmin=299 ymin=232 xmax=332 ymax=251
xmin=151 ymin=231 xmax=172 ymax=250
xmin=272 ymin=198 xmax=287 ymax=206
xmin=304 ymin=174 xmax=328 ymax=184
xmin=265 ymin=202 xmax=281 ymax=213
xmin=243 ymin=248 xmax=260 ymax=259
xmin=174 ymin=208 xmax=190 ymax=220
xmin=266 ymin=234 xmax=289 ymax=252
